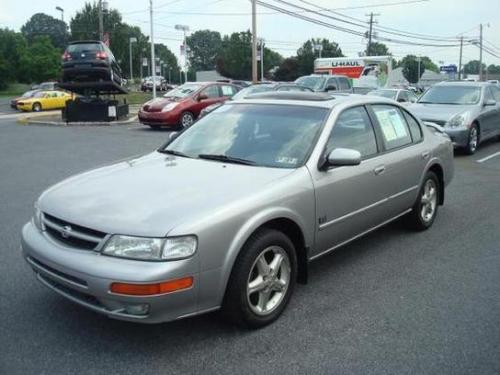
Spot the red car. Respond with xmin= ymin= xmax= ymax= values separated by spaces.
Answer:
xmin=138 ymin=82 xmax=240 ymax=128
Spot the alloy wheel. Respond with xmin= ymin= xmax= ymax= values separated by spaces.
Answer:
xmin=181 ymin=113 xmax=194 ymax=128
xmin=469 ymin=127 xmax=478 ymax=153
xmin=246 ymin=246 xmax=291 ymax=316
xmin=420 ymin=179 xmax=437 ymax=223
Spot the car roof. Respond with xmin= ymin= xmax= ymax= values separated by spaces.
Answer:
xmin=436 ymin=81 xmax=490 ymax=87
xmin=232 ymin=91 xmax=395 ymax=109
xmin=69 ymin=40 xmax=101 ymax=45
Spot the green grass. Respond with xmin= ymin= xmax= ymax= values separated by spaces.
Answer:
xmin=0 ymin=83 xmax=31 ymax=97
xmin=124 ymin=91 xmax=153 ymax=105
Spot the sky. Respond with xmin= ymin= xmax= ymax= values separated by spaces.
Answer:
xmin=2 ymin=0 xmax=500 ymax=68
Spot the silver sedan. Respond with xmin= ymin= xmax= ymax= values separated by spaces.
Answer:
xmin=21 ymin=92 xmax=454 ymax=328
xmin=409 ymin=81 xmax=500 ymax=154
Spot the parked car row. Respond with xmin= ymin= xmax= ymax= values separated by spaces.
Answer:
xmin=140 ymin=76 xmax=175 ymax=92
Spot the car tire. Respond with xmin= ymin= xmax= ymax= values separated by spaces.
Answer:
xmin=222 ymin=228 xmax=297 ymax=329
xmin=464 ymin=123 xmax=479 ymax=155
xmin=32 ymin=103 xmax=42 ymax=112
xmin=405 ymin=171 xmax=440 ymax=231
xmin=180 ymin=112 xmax=195 ymax=128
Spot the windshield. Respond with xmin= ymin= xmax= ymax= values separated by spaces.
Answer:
xmin=368 ymin=90 xmax=397 ymax=99
xmin=232 ymin=85 xmax=274 ymax=100
xmin=418 ymin=86 xmax=481 ymax=105
xmin=21 ymin=90 xmax=37 ymax=98
xmin=295 ymin=76 xmax=326 ymax=91
xmin=163 ymin=104 xmax=328 ymax=168
xmin=164 ymin=83 xmax=203 ymax=98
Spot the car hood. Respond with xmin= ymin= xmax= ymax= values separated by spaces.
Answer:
xmin=144 ymin=97 xmax=185 ymax=110
xmin=39 ymin=152 xmax=294 ymax=237
xmin=409 ymin=103 xmax=477 ymax=122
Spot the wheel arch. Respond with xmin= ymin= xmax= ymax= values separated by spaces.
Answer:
xmin=427 ymin=163 xmax=445 ymax=205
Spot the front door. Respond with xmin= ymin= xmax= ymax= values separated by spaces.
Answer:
xmin=311 ymin=105 xmax=389 ymax=257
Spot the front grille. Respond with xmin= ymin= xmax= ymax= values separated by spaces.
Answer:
xmin=28 ymin=256 xmax=88 ymax=288
xmin=42 ymin=213 xmax=107 ymax=250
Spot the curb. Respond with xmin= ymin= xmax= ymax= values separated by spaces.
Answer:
xmin=18 ymin=114 xmax=139 ymax=126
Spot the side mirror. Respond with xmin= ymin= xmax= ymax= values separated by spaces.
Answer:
xmin=325 ymin=85 xmax=337 ymax=92
xmin=168 ymin=131 xmax=179 ymax=141
xmin=397 ymin=98 xmax=406 ymax=103
xmin=198 ymin=94 xmax=208 ymax=101
xmin=326 ymin=148 xmax=362 ymax=167
xmin=484 ymin=99 xmax=496 ymax=106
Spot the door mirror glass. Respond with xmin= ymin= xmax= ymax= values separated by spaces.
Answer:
xmin=484 ymin=99 xmax=496 ymax=106
xmin=327 ymin=148 xmax=362 ymax=167
xmin=325 ymin=84 xmax=337 ymax=92
xmin=168 ymin=131 xmax=179 ymax=141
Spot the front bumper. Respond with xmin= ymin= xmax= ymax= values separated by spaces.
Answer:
xmin=443 ymin=127 xmax=470 ymax=148
xmin=138 ymin=110 xmax=180 ymax=127
xmin=21 ymin=222 xmax=201 ymax=323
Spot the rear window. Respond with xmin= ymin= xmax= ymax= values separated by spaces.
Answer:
xmin=67 ymin=43 xmax=101 ymax=53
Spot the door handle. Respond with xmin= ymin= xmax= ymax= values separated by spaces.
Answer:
xmin=373 ymin=165 xmax=385 ymax=175
xmin=421 ymin=151 xmax=430 ymax=159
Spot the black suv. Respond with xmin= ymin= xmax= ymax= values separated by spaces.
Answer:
xmin=62 ymin=41 xmax=123 ymax=86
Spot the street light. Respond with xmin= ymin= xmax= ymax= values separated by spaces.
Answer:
xmin=129 ymin=37 xmax=137 ymax=83
xmin=55 ymin=6 xmax=64 ymax=22
xmin=175 ymin=24 xmax=190 ymax=83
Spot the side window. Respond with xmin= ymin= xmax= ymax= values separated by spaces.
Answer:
xmin=372 ymin=105 xmax=413 ymax=150
xmin=201 ymin=85 xmax=220 ymax=98
xmin=338 ymin=78 xmax=350 ymax=90
xmin=326 ymin=106 xmax=378 ymax=158
xmin=491 ymin=86 xmax=500 ymax=102
xmin=402 ymin=110 xmax=423 ymax=142
xmin=221 ymin=85 xmax=236 ymax=96
xmin=408 ymin=92 xmax=418 ymax=103
xmin=397 ymin=91 xmax=409 ymax=102
xmin=327 ymin=77 xmax=338 ymax=89
xmin=484 ymin=87 xmax=494 ymax=102
xmin=51 ymin=92 xmax=58 ymax=97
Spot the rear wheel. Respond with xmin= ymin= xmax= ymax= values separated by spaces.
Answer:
xmin=405 ymin=171 xmax=439 ymax=231
xmin=32 ymin=102 xmax=42 ymax=112
xmin=222 ymin=229 xmax=297 ymax=328
xmin=464 ymin=123 xmax=479 ymax=155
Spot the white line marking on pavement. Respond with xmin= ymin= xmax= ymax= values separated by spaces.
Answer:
xmin=476 ymin=151 xmax=500 ymax=163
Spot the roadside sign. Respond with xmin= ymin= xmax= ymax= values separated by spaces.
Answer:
xmin=440 ymin=65 xmax=458 ymax=73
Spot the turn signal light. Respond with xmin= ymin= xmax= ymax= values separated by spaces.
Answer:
xmin=110 ymin=277 xmax=193 ymax=296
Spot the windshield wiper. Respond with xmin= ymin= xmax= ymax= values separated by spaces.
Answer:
xmin=198 ymin=154 xmax=256 ymax=165
xmin=158 ymin=149 xmax=191 ymax=158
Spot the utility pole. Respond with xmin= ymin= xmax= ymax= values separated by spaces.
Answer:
xmin=458 ymin=36 xmax=463 ymax=80
xmin=98 ymin=0 xmax=104 ymax=42
xmin=259 ymin=39 xmax=265 ymax=81
xmin=150 ymin=0 xmax=156 ymax=99
xmin=417 ymin=55 xmax=421 ymax=85
xmin=175 ymin=25 xmax=190 ymax=83
xmin=251 ymin=0 xmax=258 ymax=83
xmin=366 ymin=13 xmax=379 ymax=56
xmin=479 ymin=23 xmax=483 ymax=81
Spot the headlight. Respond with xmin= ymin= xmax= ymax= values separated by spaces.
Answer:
xmin=33 ymin=202 xmax=44 ymax=231
xmin=446 ymin=112 xmax=469 ymax=128
xmin=161 ymin=102 xmax=178 ymax=112
xmin=102 ymin=235 xmax=197 ymax=261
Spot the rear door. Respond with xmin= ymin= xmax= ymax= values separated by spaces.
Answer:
xmin=312 ymin=105 xmax=389 ymax=256
xmin=478 ymin=86 xmax=499 ymax=140
xmin=489 ymin=86 xmax=500 ymax=137
xmin=368 ymin=104 xmax=428 ymax=216
xmin=44 ymin=92 xmax=59 ymax=109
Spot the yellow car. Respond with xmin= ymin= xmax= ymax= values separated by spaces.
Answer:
xmin=16 ymin=90 xmax=74 ymax=112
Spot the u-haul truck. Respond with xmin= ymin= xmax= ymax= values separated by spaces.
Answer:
xmin=314 ymin=55 xmax=393 ymax=89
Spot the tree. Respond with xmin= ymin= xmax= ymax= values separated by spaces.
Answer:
xmin=0 ymin=28 xmax=27 ymax=84
xmin=366 ymin=42 xmax=389 ymax=56
xmin=487 ymin=64 xmax=500 ymax=75
xmin=216 ymin=31 xmax=253 ymax=79
xmin=18 ymin=36 xmax=61 ymax=83
xmin=463 ymin=60 xmax=486 ymax=75
xmin=296 ymin=38 xmax=343 ymax=76
xmin=187 ymin=30 xmax=222 ymax=71
xmin=21 ymin=13 xmax=69 ymax=50
xmin=399 ymin=55 xmax=438 ymax=83
xmin=273 ymin=57 xmax=300 ymax=81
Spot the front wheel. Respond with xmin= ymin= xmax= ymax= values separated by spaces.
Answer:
xmin=405 ymin=171 xmax=440 ymax=231
xmin=32 ymin=102 xmax=42 ymax=112
xmin=464 ymin=123 xmax=479 ymax=155
xmin=222 ymin=229 xmax=297 ymax=328
xmin=180 ymin=111 xmax=195 ymax=128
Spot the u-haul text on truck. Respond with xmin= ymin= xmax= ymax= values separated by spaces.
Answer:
xmin=314 ymin=55 xmax=393 ymax=89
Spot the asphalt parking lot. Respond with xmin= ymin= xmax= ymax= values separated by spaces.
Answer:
xmin=0 ymin=117 xmax=499 ymax=375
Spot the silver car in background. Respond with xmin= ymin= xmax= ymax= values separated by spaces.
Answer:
xmin=21 ymin=92 xmax=454 ymax=328
xmin=409 ymin=81 xmax=500 ymax=154
xmin=367 ymin=88 xmax=419 ymax=105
